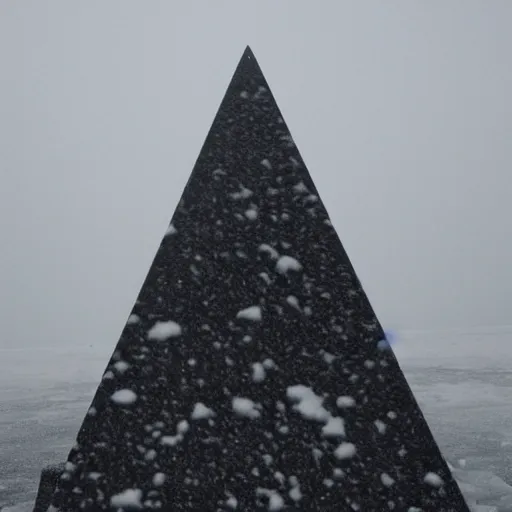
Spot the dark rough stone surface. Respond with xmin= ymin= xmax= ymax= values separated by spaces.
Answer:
xmin=33 ymin=463 xmax=64 ymax=512
xmin=50 ymin=47 xmax=469 ymax=511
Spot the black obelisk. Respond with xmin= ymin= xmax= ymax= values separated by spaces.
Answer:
xmin=47 ymin=47 xmax=469 ymax=511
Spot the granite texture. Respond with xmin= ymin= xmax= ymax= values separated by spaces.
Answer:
xmin=48 ymin=47 xmax=470 ymax=511
xmin=33 ymin=463 xmax=64 ymax=512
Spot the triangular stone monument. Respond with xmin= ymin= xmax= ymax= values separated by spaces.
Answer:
xmin=46 ymin=46 xmax=469 ymax=511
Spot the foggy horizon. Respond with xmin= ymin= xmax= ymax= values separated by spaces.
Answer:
xmin=1 ymin=2 xmax=512 ymax=351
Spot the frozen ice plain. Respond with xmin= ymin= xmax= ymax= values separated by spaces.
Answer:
xmin=1 ymin=327 xmax=512 ymax=511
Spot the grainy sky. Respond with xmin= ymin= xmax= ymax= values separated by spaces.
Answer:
xmin=1 ymin=1 xmax=511 ymax=350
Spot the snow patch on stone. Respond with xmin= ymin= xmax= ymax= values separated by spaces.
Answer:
xmin=381 ymin=472 xmax=396 ymax=487
xmin=258 ymin=244 xmax=279 ymax=260
xmin=245 ymin=208 xmax=258 ymax=221
xmin=232 ymin=397 xmax=261 ymax=419
xmin=276 ymin=255 xmax=302 ymax=275
xmin=113 ymin=361 xmax=130 ymax=373
xmin=293 ymin=181 xmax=309 ymax=194
xmin=424 ymin=471 xmax=444 ymax=487
xmin=152 ymin=472 xmax=166 ymax=487
xmin=252 ymin=362 xmax=266 ymax=383
xmin=334 ymin=442 xmax=357 ymax=460
xmin=286 ymin=385 xmax=330 ymax=422
xmin=289 ymin=476 xmax=302 ymax=502
xmin=374 ymin=419 xmax=387 ymax=434
xmin=165 ymin=223 xmax=177 ymax=236
xmin=322 ymin=416 xmax=346 ymax=438
xmin=110 ymin=488 xmax=143 ymax=509
xmin=230 ymin=185 xmax=253 ymax=200
xmin=236 ymin=306 xmax=262 ymax=322
xmin=261 ymin=158 xmax=272 ymax=170
xmin=256 ymin=488 xmax=285 ymax=511
xmin=336 ymin=395 xmax=356 ymax=408
xmin=111 ymin=389 xmax=137 ymax=405
xmin=161 ymin=420 xmax=190 ymax=447
xmin=226 ymin=495 xmax=238 ymax=509
xmin=286 ymin=295 xmax=301 ymax=310
xmin=126 ymin=314 xmax=140 ymax=325
xmin=191 ymin=402 xmax=216 ymax=420
xmin=147 ymin=320 xmax=182 ymax=341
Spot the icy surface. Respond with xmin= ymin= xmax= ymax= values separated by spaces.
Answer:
xmin=1 ymin=503 xmax=34 ymax=512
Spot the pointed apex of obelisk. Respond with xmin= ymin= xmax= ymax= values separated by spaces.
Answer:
xmin=234 ymin=45 xmax=261 ymax=76
xmin=235 ymin=45 xmax=260 ymax=76
xmin=243 ymin=45 xmax=254 ymax=59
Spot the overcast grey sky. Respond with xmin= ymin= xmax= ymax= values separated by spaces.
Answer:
xmin=1 ymin=1 xmax=511 ymax=351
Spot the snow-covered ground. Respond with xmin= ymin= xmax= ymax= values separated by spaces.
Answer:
xmin=1 ymin=328 xmax=512 ymax=511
